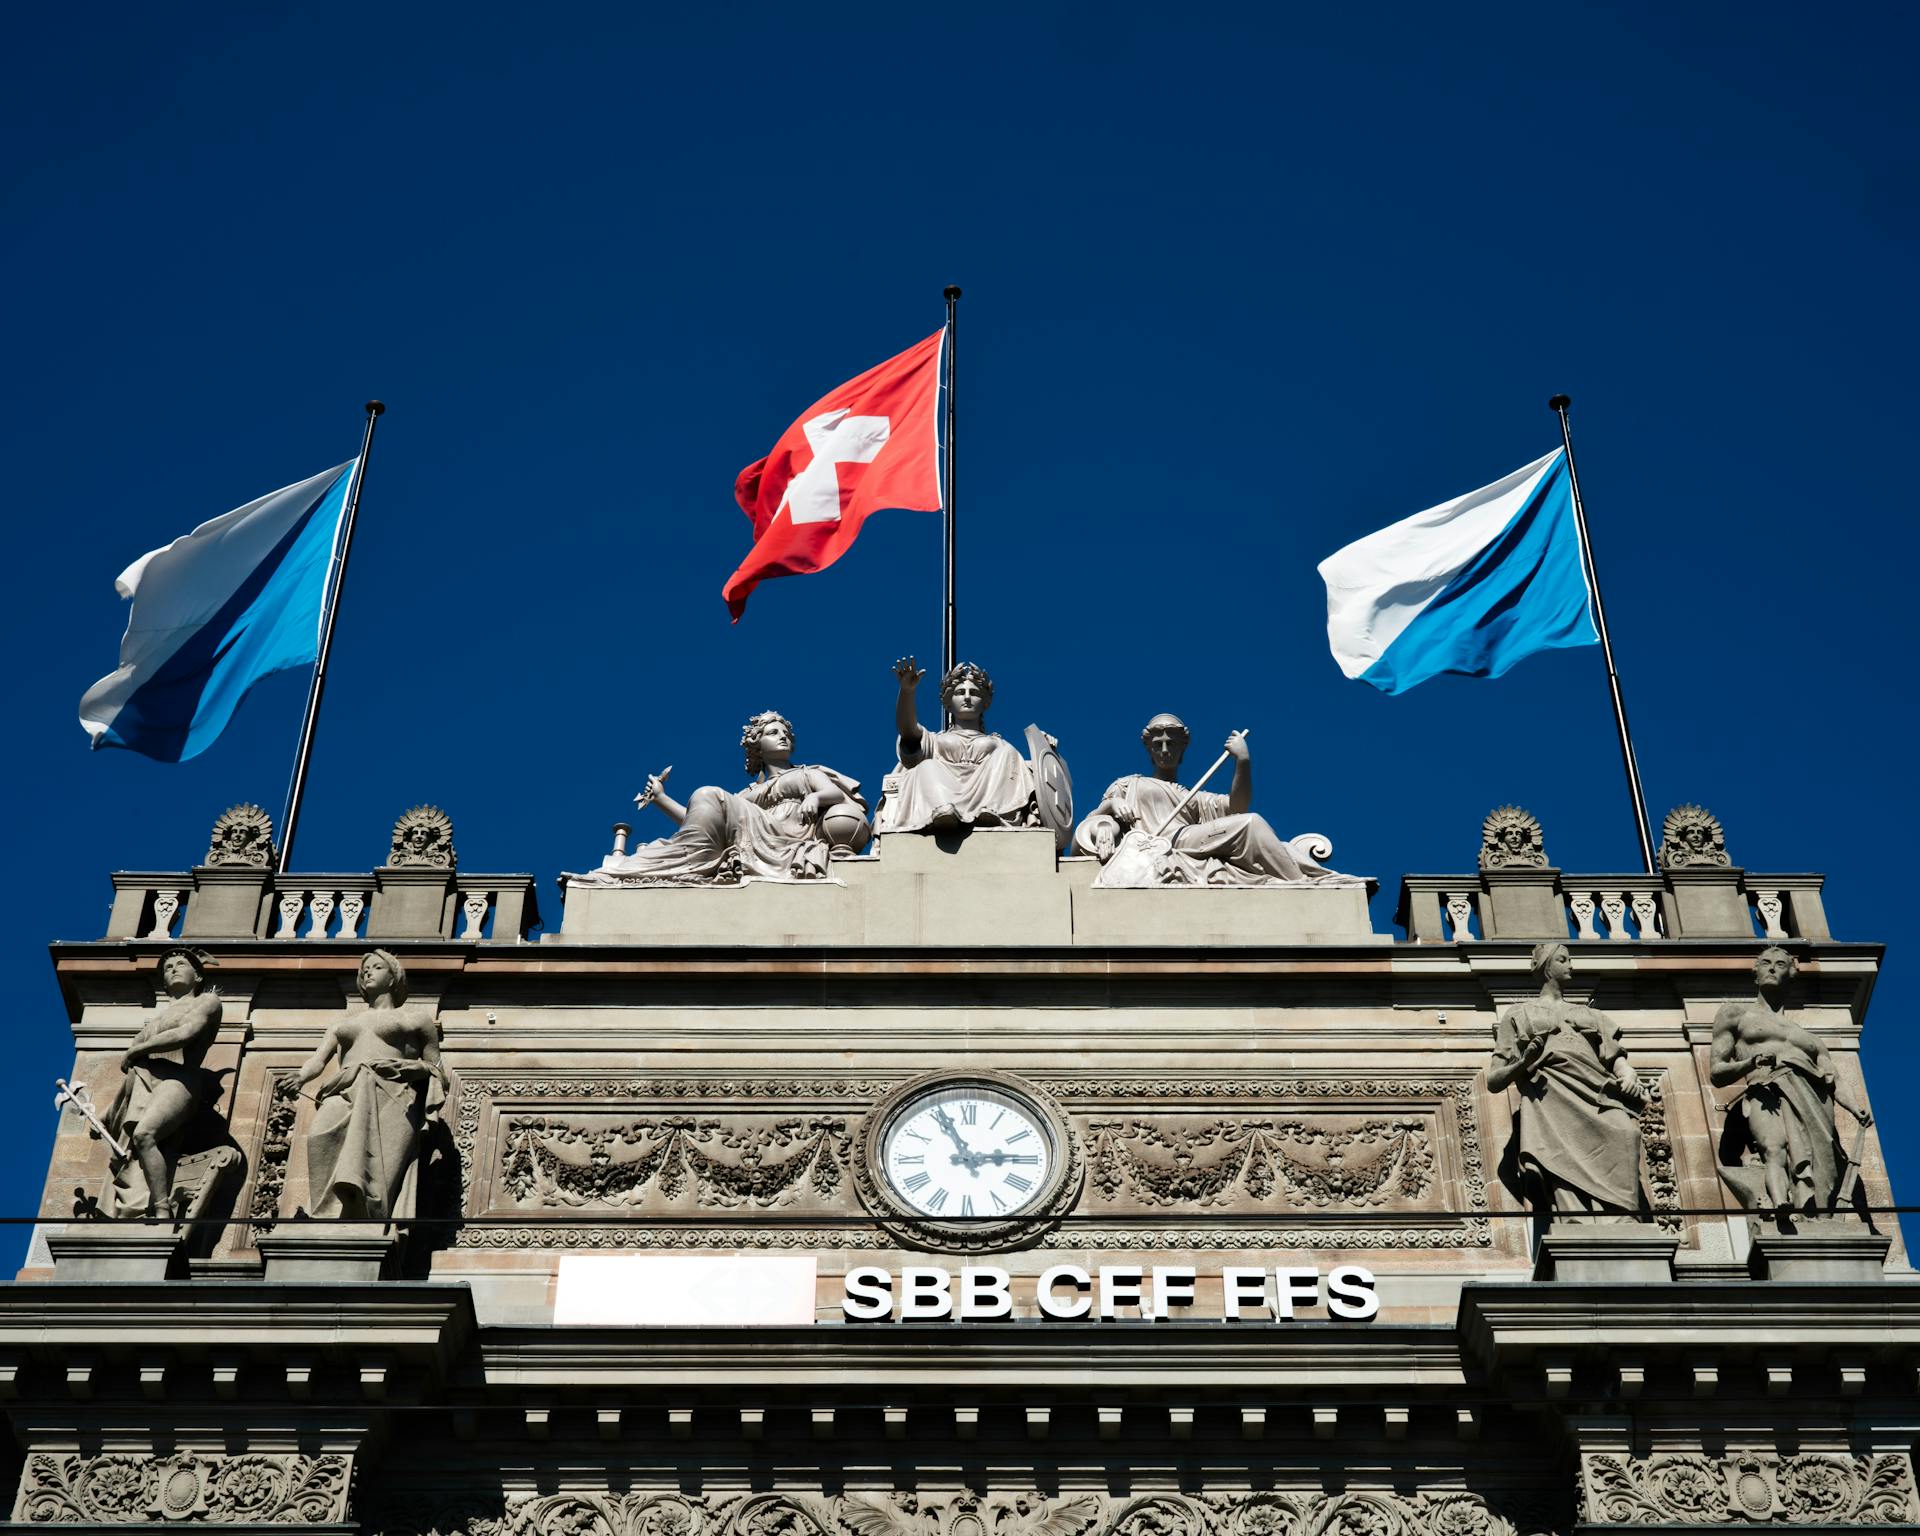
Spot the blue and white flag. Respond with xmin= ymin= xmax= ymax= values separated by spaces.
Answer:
xmin=1317 ymin=448 xmax=1598 ymax=694
xmin=79 ymin=460 xmax=358 ymax=761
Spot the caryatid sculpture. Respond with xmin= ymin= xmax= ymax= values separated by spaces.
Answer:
xmin=297 ymin=950 xmax=449 ymax=1222
xmin=102 ymin=948 xmax=225 ymax=1218
xmin=873 ymin=658 xmax=1037 ymax=834
xmin=1072 ymin=714 xmax=1353 ymax=888
xmin=1486 ymin=941 xmax=1647 ymax=1223
xmin=1712 ymin=946 xmax=1873 ymax=1220
xmin=579 ymin=711 xmax=869 ymax=884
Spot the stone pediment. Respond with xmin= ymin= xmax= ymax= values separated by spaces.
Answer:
xmin=556 ymin=827 xmax=1385 ymax=948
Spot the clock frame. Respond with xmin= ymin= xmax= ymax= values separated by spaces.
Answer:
xmin=855 ymin=1069 xmax=1081 ymax=1253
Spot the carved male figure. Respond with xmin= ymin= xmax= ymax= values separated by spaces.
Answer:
xmin=297 ymin=950 xmax=448 ymax=1221
xmin=1712 ymin=946 xmax=1872 ymax=1218
xmin=1073 ymin=714 xmax=1340 ymax=886
xmin=873 ymin=657 xmax=1035 ymax=833
xmin=1486 ymin=941 xmax=1646 ymax=1221
xmin=104 ymin=948 xmax=224 ymax=1218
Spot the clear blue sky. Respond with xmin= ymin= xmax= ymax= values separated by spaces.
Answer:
xmin=5 ymin=4 xmax=1916 ymax=1257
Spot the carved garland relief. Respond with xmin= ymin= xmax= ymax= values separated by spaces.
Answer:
xmin=451 ymin=1073 xmax=1496 ymax=1252
xmin=17 ymin=1452 xmax=351 ymax=1525
xmin=357 ymin=1489 xmax=1566 ymax=1536
xmin=1580 ymin=1452 xmax=1919 ymax=1526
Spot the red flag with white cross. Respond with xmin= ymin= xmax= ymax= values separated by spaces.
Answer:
xmin=723 ymin=330 xmax=944 ymax=620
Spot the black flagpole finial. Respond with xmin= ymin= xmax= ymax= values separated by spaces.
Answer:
xmin=944 ymin=285 xmax=961 ymax=302
xmin=365 ymin=400 xmax=386 ymax=417
xmin=1548 ymin=393 xmax=1571 ymax=413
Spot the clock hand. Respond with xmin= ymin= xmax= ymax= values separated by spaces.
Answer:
xmin=930 ymin=1105 xmax=977 ymax=1167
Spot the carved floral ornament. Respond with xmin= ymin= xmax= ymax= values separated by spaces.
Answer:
xmin=204 ymin=802 xmax=276 ymax=868
xmin=360 ymin=1490 xmax=1565 ymax=1536
xmin=389 ymin=804 xmax=457 ymax=869
xmin=1478 ymin=806 xmax=1547 ymax=870
xmin=1581 ymin=1452 xmax=1918 ymax=1526
xmin=1657 ymin=803 xmax=1731 ymax=870
xmin=17 ymin=1451 xmax=350 ymax=1525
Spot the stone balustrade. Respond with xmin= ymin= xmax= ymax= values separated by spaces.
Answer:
xmin=1398 ymin=868 xmax=1829 ymax=943
xmin=105 ymin=867 xmax=540 ymax=942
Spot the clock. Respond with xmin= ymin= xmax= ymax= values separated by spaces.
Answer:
xmin=880 ymin=1081 xmax=1056 ymax=1219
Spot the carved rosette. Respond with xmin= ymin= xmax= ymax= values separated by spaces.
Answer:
xmin=1657 ymin=804 xmax=1731 ymax=869
xmin=1479 ymin=806 xmax=1547 ymax=870
xmin=16 ymin=1451 xmax=351 ymax=1524
xmin=1581 ymin=1451 xmax=1919 ymax=1526
xmin=204 ymin=803 xmax=276 ymax=868
xmin=853 ymin=1069 xmax=1085 ymax=1254
xmin=389 ymin=804 xmax=457 ymax=869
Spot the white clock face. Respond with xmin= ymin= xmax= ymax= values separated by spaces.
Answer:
xmin=881 ymin=1084 xmax=1054 ymax=1219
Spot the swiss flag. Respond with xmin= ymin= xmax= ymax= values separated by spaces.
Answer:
xmin=724 ymin=330 xmax=944 ymax=619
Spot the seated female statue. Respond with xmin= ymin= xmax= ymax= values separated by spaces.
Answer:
xmin=873 ymin=657 xmax=1037 ymax=834
xmin=297 ymin=949 xmax=447 ymax=1222
xmin=585 ymin=711 xmax=868 ymax=884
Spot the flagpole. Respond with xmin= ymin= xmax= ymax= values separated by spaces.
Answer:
xmin=941 ymin=285 xmax=960 ymax=701
xmin=1550 ymin=394 xmax=1657 ymax=875
xmin=277 ymin=400 xmax=384 ymax=875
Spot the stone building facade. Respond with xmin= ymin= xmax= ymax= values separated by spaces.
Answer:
xmin=6 ymin=803 xmax=1916 ymax=1534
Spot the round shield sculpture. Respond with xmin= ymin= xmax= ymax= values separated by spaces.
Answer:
xmin=1024 ymin=724 xmax=1075 ymax=853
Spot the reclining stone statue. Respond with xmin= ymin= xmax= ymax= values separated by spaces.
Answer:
xmin=1713 ymin=946 xmax=1872 ymax=1222
xmin=102 ymin=948 xmax=226 ymax=1220
xmin=1072 ymin=714 xmax=1356 ymax=888
xmin=873 ymin=658 xmax=1038 ymax=834
xmin=297 ymin=949 xmax=448 ymax=1222
xmin=1486 ymin=941 xmax=1647 ymax=1224
xmin=577 ymin=710 xmax=869 ymax=885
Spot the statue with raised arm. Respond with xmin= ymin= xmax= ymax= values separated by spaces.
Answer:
xmin=577 ymin=711 xmax=869 ymax=885
xmin=1712 ymin=946 xmax=1872 ymax=1220
xmin=1072 ymin=714 xmax=1356 ymax=888
xmin=872 ymin=658 xmax=1036 ymax=833
xmin=297 ymin=950 xmax=449 ymax=1222
xmin=103 ymin=948 xmax=224 ymax=1219
xmin=1487 ymin=941 xmax=1647 ymax=1223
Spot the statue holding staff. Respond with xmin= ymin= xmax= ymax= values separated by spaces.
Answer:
xmin=1074 ymin=714 xmax=1354 ymax=887
xmin=103 ymin=948 xmax=224 ymax=1219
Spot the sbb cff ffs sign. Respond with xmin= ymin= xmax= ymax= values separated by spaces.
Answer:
xmin=841 ymin=1263 xmax=1380 ymax=1322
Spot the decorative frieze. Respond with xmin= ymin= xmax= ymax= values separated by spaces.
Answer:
xmin=1087 ymin=1116 xmax=1435 ymax=1208
xmin=502 ymin=1116 xmax=852 ymax=1210
xmin=357 ymin=1489 xmax=1564 ymax=1536
xmin=16 ymin=1450 xmax=351 ymax=1524
xmin=1580 ymin=1451 xmax=1919 ymax=1526
xmin=455 ymin=1074 xmax=1494 ymax=1251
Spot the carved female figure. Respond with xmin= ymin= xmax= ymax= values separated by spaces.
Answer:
xmin=105 ymin=948 xmax=224 ymax=1218
xmin=585 ymin=712 xmax=867 ymax=884
xmin=1486 ymin=941 xmax=1646 ymax=1222
xmin=873 ymin=657 xmax=1035 ymax=834
xmin=297 ymin=950 xmax=448 ymax=1221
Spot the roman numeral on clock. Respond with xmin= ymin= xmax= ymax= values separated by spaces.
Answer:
xmin=903 ymin=1171 xmax=931 ymax=1193
xmin=1005 ymin=1172 xmax=1033 ymax=1193
xmin=926 ymin=1187 xmax=950 ymax=1212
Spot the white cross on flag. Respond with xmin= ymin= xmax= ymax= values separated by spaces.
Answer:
xmin=724 ymin=330 xmax=943 ymax=619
